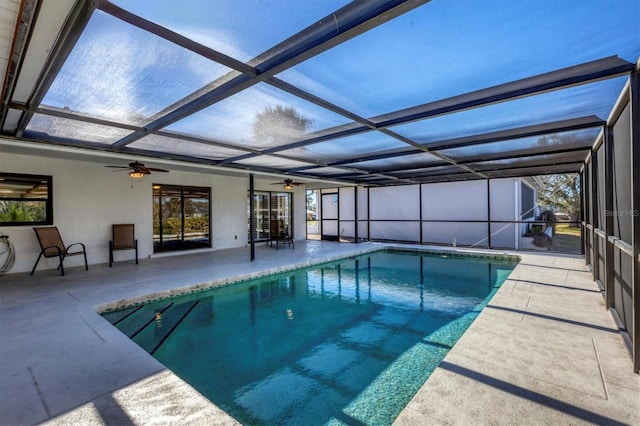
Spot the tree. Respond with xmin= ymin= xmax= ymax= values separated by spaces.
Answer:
xmin=306 ymin=190 xmax=317 ymax=220
xmin=0 ymin=200 xmax=46 ymax=223
xmin=252 ymin=105 xmax=313 ymax=147
xmin=537 ymin=173 xmax=581 ymax=223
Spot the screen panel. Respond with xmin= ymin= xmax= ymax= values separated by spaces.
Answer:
xmin=596 ymin=146 xmax=606 ymax=229
xmin=490 ymin=222 xmax=516 ymax=248
xmin=369 ymin=185 xmax=420 ymax=220
xmin=370 ymin=221 xmax=420 ymax=243
xmin=422 ymin=222 xmax=488 ymax=247
xmin=422 ymin=180 xmax=488 ymax=221
xmin=612 ymin=103 xmax=632 ymax=243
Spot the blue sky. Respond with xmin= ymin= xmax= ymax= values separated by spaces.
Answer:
xmin=36 ymin=0 xmax=639 ymax=156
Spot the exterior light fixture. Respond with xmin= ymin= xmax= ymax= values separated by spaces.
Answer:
xmin=129 ymin=171 xmax=145 ymax=179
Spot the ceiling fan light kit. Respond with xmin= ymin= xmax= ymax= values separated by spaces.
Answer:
xmin=271 ymin=178 xmax=303 ymax=190
xmin=105 ymin=161 xmax=170 ymax=179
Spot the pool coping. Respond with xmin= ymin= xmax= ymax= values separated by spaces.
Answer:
xmin=96 ymin=244 xmax=520 ymax=313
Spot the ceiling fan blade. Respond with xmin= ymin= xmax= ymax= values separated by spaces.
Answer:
xmin=104 ymin=165 xmax=129 ymax=169
xmin=146 ymin=167 xmax=170 ymax=172
xmin=271 ymin=179 xmax=303 ymax=185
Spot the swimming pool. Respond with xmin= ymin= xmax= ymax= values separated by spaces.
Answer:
xmin=102 ymin=250 xmax=517 ymax=425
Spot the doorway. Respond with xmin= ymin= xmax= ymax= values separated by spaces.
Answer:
xmin=321 ymin=191 xmax=339 ymax=241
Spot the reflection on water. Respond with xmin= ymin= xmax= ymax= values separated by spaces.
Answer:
xmin=103 ymin=251 xmax=516 ymax=425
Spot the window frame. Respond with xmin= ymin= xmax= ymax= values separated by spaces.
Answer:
xmin=152 ymin=183 xmax=211 ymax=252
xmin=247 ymin=190 xmax=293 ymax=242
xmin=0 ymin=173 xmax=53 ymax=226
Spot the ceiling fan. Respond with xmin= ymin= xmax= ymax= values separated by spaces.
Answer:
xmin=271 ymin=178 xmax=304 ymax=190
xmin=105 ymin=161 xmax=169 ymax=178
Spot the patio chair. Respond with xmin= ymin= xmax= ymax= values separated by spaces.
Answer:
xmin=31 ymin=227 xmax=88 ymax=276
xmin=274 ymin=227 xmax=294 ymax=250
xmin=109 ymin=224 xmax=138 ymax=267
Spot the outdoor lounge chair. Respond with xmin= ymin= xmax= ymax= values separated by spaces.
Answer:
xmin=31 ymin=227 xmax=88 ymax=276
xmin=109 ymin=224 xmax=138 ymax=267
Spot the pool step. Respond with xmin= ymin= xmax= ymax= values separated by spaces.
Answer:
xmin=129 ymin=300 xmax=200 ymax=355
xmin=104 ymin=303 xmax=173 ymax=338
xmin=101 ymin=305 xmax=143 ymax=325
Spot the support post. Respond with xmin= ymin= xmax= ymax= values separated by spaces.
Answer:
xmin=487 ymin=179 xmax=492 ymax=249
xmin=319 ymin=190 xmax=323 ymax=238
xmin=419 ymin=184 xmax=423 ymax=245
xmin=367 ymin=187 xmax=371 ymax=242
xmin=249 ymin=174 xmax=255 ymax=261
xmin=354 ymin=186 xmax=359 ymax=243
xmin=337 ymin=189 xmax=341 ymax=241
xmin=591 ymin=149 xmax=600 ymax=282
xmin=629 ymin=70 xmax=640 ymax=373
xmin=604 ymin=126 xmax=615 ymax=308
xmin=584 ymin=166 xmax=592 ymax=267
xmin=580 ymin=169 xmax=585 ymax=256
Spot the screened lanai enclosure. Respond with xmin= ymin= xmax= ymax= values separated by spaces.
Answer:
xmin=1 ymin=0 xmax=637 ymax=184
xmin=0 ymin=1 xmax=638 ymax=369
xmin=582 ymin=81 xmax=640 ymax=373
xmin=306 ymin=177 xmax=540 ymax=249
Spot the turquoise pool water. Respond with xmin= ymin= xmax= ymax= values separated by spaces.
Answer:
xmin=102 ymin=250 xmax=517 ymax=425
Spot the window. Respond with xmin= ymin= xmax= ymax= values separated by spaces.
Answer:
xmin=153 ymin=184 xmax=210 ymax=252
xmin=521 ymin=182 xmax=535 ymax=219
xmin=0 ymin=173 xmax=53 ymax=226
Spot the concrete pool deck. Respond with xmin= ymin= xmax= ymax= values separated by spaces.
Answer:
xmin=0 ymin=241 xmax=638 ymax=425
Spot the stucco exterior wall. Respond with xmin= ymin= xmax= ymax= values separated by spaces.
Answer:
xmin=0 ymin=151 xmax=306 ymax=274
xmin=365 ymin=178 xmax=522 ymax=248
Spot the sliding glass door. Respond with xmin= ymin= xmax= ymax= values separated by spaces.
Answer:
xmin=153 ymin=184 xmax=211 ymax=252
xmin=248 ymin=191 xmax=292 ymax=242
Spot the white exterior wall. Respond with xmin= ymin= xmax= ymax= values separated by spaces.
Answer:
xmin=2 ymin=146 xmax=534 ymax=274
xmin=369 ymin=185 xmax=420 ymax=241
xmin=0 ymin=151 xmax=307 ymax=274
xmin=518 ymin=179 xmax=539 ymax=248
xmin=328 ymin=178 xmax=528 ymax=247
xmin=421 ymin=180 xmax=489 ymax=246
xmin=489 ymin=178 xmax=518 ymax=248
xmin=369 ymin=185 xmax=420 ymax=220
xmin=357 ymin=187 xmax=368 ymax=240
xmin=358 ymin=178 xmax=524 ymax=248
xmin=339 ymin=186 xmax=355 ymax=238
xmin=422 ymin=180 xmax=488 ymax=221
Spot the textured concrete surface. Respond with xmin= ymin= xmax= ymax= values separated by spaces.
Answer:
xmin=395 ymin=253 xmax=640 ymax=426
xmin=1 ymin=241 xmax=637 ymax=425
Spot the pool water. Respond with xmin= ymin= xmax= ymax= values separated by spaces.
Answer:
xmin=102 ymin=251 xmax=517 ymax=425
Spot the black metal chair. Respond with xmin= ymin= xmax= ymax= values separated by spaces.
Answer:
xmin=31 ymin=227 xmax=88 ymax=276
xmin=109 ymin=224 xmax=138 ymax=267
xmin=274 ymin=227 xmax=294 ymax=250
